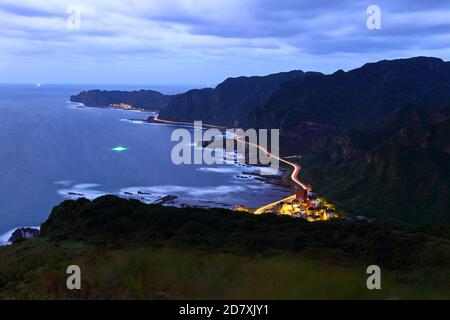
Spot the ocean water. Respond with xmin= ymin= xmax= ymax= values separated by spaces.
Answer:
xmin=0 ymin=84 xmax=290 ymax=240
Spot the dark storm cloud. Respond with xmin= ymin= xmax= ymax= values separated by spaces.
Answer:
xmin=3 ymin=0 xmax=450 ymax=56
xmin=0 ymin=3 xmax=62 ymax=17
xmin=179 ymin=0 xmax=450 ymax=55
xmin=1 ymin=0 xmax=449 ymax=84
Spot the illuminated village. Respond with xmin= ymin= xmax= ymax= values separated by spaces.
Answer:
xmin=192 ymin=131 xmax=339 ymax=222
xmin=108 ymin=102 xmax=145 ymax=111
xmin=236 ymin=187 xmax=338 ymax=222
xmin=109 ymin=102 xmax=135 ymax=110
xmin=279 ymin=188 xmax=338 ymax=221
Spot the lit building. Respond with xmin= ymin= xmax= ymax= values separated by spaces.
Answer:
xmin=295 ymin=188 xmax=307 ymax=202
xmin=234 ymin=204 xmax=250 ymax=212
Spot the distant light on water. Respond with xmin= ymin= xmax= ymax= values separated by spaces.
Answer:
xmin=111 ymin=146 xmax=128 ymax=152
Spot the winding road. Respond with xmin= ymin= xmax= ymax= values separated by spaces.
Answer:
xmin=152 ymin=117 xmax=309 ymax=214
xmin=235 ymin=136 xmax=309 ymax=214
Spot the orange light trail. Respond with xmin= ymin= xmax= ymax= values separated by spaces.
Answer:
xmin=234 ymin=136 xmax=309 ymax=214
xmin=153 ymin=117 xmax=308 ymax=214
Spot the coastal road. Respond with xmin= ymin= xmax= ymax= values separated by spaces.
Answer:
xmin=152 ymin=117 xmax=308 ymax=214
xmin=234 ymin=136 xmax=309 ymax=214
xmin=151 ymin=117 xmax=225 ymax=129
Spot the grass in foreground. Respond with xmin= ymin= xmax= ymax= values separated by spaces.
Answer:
xmin=1 ymin=243 xmax=447 ymax=299
xmin=1 ymin=195 xmax=450 ymax=299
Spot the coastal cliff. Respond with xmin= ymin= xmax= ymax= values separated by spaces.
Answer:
xmin=159 ymin=70 xmax=307 ymax=127
xmin=70 ymin=89 xmax=172 ymax=111
xmin=300 ymin=103 xmax=450 ymax=222
xmin=68 ymin=57 xmax=450 ymax=223
xmin=159 ymin=57 xmax=450 ymax=223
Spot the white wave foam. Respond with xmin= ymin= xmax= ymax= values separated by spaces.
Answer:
xmin=58 ymin=190 xmax=106 ymax=200
xmin=53 ymin=180 xmax=74 ymax=186
xmin=72 ymin=183 xmax=101 ymax=189
xmin=197 ymin=163 xmax=279 ymax=176
xmin=66 ymin=102 xmax=86 ymax=109
xmin=197 ymin=167 xmax=240 ymax=174
xmin=120 ymin=184 xmax=246 ymax=198
xmin=55 ymin=182 xmax=103 ymax=200
xmin=119 ymin=119 xmax=146 ymax=124
xmin=0 ymin=226 xmax=41 ymax=246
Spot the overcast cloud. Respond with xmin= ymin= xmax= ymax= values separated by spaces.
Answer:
xmin=0 ymin=0 xmax=449 ymax=85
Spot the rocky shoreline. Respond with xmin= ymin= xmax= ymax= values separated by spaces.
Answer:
xmin=0 ymin=227 xmax=40 ymax=246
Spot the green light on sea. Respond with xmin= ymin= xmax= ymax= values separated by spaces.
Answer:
xmin=111 ymin=146 xmax=128 ymax=152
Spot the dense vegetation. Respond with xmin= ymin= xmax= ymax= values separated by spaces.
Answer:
xmin=1 ymin=196 xmax=450 ymax=299
xmin=253 ymin=57 xmax=450 ymax=133
xmin=157 ymin=57 xmax=450 ymax=223
xmin=300 ymin=103 xmax=450 ymax=223
xmin=159 ymin=70 xmax=305 ymax=126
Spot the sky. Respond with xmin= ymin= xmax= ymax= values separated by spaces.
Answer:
xmin=0 ymin=0 xmax=449 ymax=86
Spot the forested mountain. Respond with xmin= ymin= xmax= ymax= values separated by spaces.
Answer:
xmin=69 ymin=57 xmax=450 ymax=222
xmin=70 ymin=89 xmax=172 ymax=110
xmin=159 ymin=57 xmax=450 ymax=222
xmin=300 ymin=103 xmax=450 ymax=222
xmin=159 ymin=70 xmax=307 ymax=126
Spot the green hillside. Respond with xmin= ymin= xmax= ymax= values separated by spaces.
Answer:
xmin=1 ymin=196 xmax=450 ymax=299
